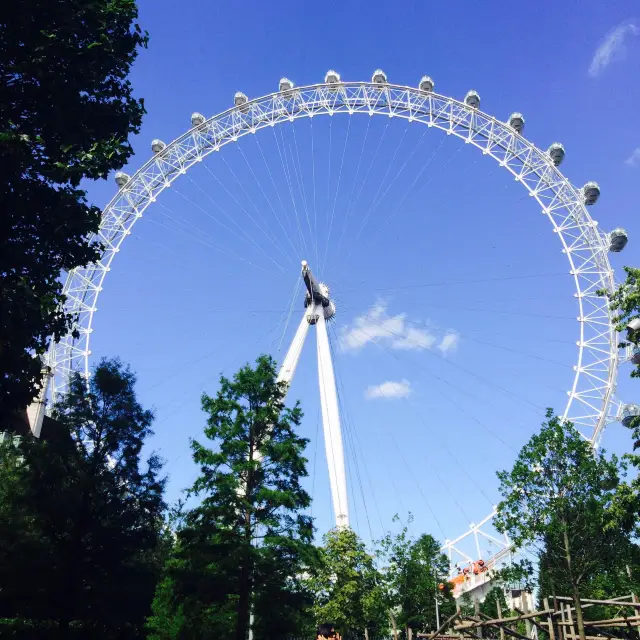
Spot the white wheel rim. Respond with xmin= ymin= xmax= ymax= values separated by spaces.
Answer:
xmin=46 ymin=80 xmax=621 ymax=570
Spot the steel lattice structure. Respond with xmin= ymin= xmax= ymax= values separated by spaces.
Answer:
xmin=43 ymin=77 xmax=624 ymax=582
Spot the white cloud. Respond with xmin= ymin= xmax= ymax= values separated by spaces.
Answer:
xmin=438 ymin=332 xmax=460 ymax=355
xmin=625 ymin=148 xmax=640 ymax=167
xmin=340 ymin=301 xmax=452 ymax=353
xmin=365 ymin=379 xmax=412 ymax=400
xmin=589 ymin=21 xmax=638 ymax=77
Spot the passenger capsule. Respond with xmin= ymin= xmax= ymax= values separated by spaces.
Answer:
xmin=547 ymin=143 xmax=565 ymax=166
xmin=151 ymin=139 xmax=166 ymax=154
xmin=464 ymin=90 xmax=480 ymax=109
xmin=372 ymin=69 xmax=388 ymax=85
xmin=631 ymin=347 xmax=640 ymax=365
xmin=114 ymin=171 xmax=130 ymax=188
xmin=628 ymin=318 xmax=640 ymax=334
xmin=608 ymin=228 xmax=628 ymax=252
xmin=191 ymin=112 xmax=206 ymax=127
xmin=234 ymin=91 xmax=250 ymax=113
xmin=508 ymin=112 xmax=525 ymax=133
xmin=419 ymin=75 xmax=434 ymax=92
xmin=621 ymin=404 xmax=640 ymax=428
xmin=583 ymin=181 xmax=600 ymax=206
xmin=325 ymin=70 xmax=341 ymax=85
xmin=279 ymin=77 xmax=294 ymax=94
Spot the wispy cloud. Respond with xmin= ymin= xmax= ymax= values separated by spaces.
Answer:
xmin=365 ymin=379 xmax=412 ymax=400
xmin=438 ymin=332 xmax=460 ymax=354
xmin=589 ymin=21 xmax=638 ymax=77
xmin=625 ymin=147 xmax=640 ymax=167
xmin=339 ymin=301 xmax=458 ymax=354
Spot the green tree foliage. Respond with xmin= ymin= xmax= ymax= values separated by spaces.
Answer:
xmin=377 ymin=516 xmax=454 ymax=634
xmin=538 ymin=537 xmax=640 ymax=622
xmin=0 ymin=0 xmax=148 ymax=419
xmin=310 ymin=527 xmax=388 ymax=637
xmin=0 ymin=358 xmax=166 ymax=638
xmin=147 ymin=355 xmax=315 ymax=640
xmin=605 ymin=266 xmax=640 ymax=377
xmin=494 ymin=409 xmax=634 ymax=640
xmin=479 ymin=587 xmax=509 ymax=619
xmin=600 ymin=266 xmax=640 ymax=532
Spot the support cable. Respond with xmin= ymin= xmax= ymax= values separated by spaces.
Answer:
xmin=147 ymin=212 xmax=278 ymax=279
xmin=289 ymin=123 xmax=315 ymax=254
xmin=273 ymin=125 xmax=309 ymax=257
xmin=218 ymin=152 xmax=292 ymax=263
xmin=197 ymin=162 xmax=290 ymax=270
xmin=363 ymin=317 xmax=546 ymax=415
xmin=329 ymin=324 xmax=387 ymax=538
xmin=174 ymin=179 xmax=289 ymax=272
xmin=254 ymin=134 xmax=299 ymax=253
xmin=310 ymin=118 xmax=319 ymax=269
xmin=352 ymin=324 xmax=505 ymax=507
xmin=350 ymin=122 xmax=410 ymax=252
xmin=235 ymin=144 xmax=300 ymax=259
xmin=336 ymin=116 xmax=371 ymax=258
xmin=278 ymin=277 xmax=303 ymax=352
xmin=322 ymin=115 xmax=352 ymax=275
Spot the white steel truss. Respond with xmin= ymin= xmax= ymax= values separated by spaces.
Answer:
xmin=41 ymin=77 xmax=624 ymax=578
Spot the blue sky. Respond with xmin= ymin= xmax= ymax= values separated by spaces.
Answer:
xmin=85 ymin=0 xmax=640 ymax=554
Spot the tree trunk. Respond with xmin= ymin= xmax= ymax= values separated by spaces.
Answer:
xmin=389 ymin=611 xmax=398 ymax=640
xmin=364 ymin=627 xmax=369 ymax=640
xmin=237 ymin=424 xmax=255 ymax=640
xmin=236 ymin=552 xmax=251 ymax=640
xmin=562 ymin=520 xmax=586 ymax=640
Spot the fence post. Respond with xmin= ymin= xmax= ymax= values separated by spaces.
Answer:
xmin=475 ymin=599 xmax=483 ymax=639
xmin=496 ymin=598 xmax=506 ymax=640
xmin=543 ymin=597 xmax=556 ymax=640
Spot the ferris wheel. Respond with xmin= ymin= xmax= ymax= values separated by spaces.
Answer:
xmin=33 ymin=70 xmax=634 ymax=597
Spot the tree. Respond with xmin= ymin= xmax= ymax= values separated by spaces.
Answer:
xmin=479 ymin=587 xmax=508 ymax=620
xmin=377 ymin=516 xmax=454 ymax=635
xmin=0 ymin=358 xmax=166 ymax=637
xmin=494 ymin=409 xmax=632 ymax=640
xmin=605 ymin=266 xmax=640 ymax=380
xmin=310 ymin=527 xmax=388 ymax=638
xmin=148 ymin=355 xmax=315 ymax=640
xmin=0 ymin=0 xmax=148 ymax=420
xmin=538 ymin=533 xmax=640 ymax=622
xmin=600 ymin=266 xmax=640 ymax=533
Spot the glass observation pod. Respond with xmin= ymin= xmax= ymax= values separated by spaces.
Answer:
xmin=419 ymin=75 xmax=434 ymax=92
xmin=621 ymin=404 xmax=640 ymax=428
xmin=191 ymin=112 xmax=206 ymax=127
xmin=234 ymin=92 xmax=250 ymax=113
xmin=372 ymin=69 xmax=388 ymax=84
xmin=279 ymin=77 xmax=294 ymax=97
xmin=608 ymin=228 xmax=628 ymax=252
xmin=464 ymin=90 xmax=480 ymax=108
xmin=114 ymin=171 xmax=130 ymax=188
xmin=151 ymin=139 xmax=166 ymax=154
xmin=508 ymin=112 xmax=525 ymax=133
xmin=547 ymin=142 xmax=565 ymax=166
xmin=583 ymin=181 xmax=600 ymax=206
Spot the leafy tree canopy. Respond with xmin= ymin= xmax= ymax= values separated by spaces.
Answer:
xmin=0 ymin=358 xmax=166 ymax=637
xmin=147 ymin=355 xmax=316 ymax=640
xmin=310 ymin=527 xmax=388 ymax=637
xmin=495 ymin=409 xmax=635 ymax=640
xmin=0 ymin=0 xmax=148 ymax=419
xmin=377 ymin=515 xmax=454 ymax=634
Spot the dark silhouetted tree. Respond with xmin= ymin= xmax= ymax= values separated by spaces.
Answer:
xmin=0 ymin=0 xmax=148 ymax=420
xmin=0 ymin=358 xmax=166 ymax=637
